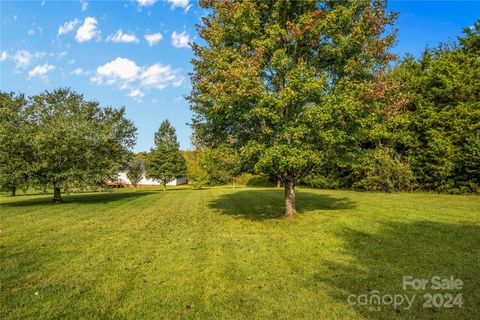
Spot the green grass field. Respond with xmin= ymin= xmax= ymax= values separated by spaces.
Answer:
xmin=1 ymin=186 xmax=479 ymax=319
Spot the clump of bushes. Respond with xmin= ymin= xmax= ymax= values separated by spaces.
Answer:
xmin=246 ymin=176 xmax=274 ymax=187
xmin=301 ymin=148 xmax=414 ymax=192
xmin=236 ymin=173 xmax=274 ymax=187
xmin=351 ymin=148 xmax=415 ymax=192
xmin=301 ymin=174 xmax=341 ymax=189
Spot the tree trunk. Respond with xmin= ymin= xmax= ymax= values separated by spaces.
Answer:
xmin=284 ymin=178 xmax=296 ymax=218
xmin=10 ymin=186 xmax=16 ymax=196
xmin=53 ymin=187 xmax=63 ymax=204
xmin=276 ymin=179 xmax=281 ymax=188
xmin=232 ymin=178 xmax=235 ymax=190
xmin=163 ymin=183 xmax=167 ymax=191
xmin=134 ymin=184 xmax=137 ymax=192
xmin=21 ymin=185 xmax=28 ymax=196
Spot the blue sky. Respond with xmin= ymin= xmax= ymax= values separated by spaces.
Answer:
xmin=1 ymin=1 xmax=479 ymax=152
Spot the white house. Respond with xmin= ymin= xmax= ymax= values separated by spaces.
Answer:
xmin=117 ymin=172 xmax=187 ymax=186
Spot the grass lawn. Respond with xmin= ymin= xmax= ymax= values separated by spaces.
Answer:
xmin=1 ymin=186 xmax=479 ymax=319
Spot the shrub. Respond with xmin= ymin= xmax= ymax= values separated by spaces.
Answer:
xmin=351 ymin=148 xmax=415 ymax=192
xmin=234 ymin=173 xmax=275 ymax=187
xmin=301 ymin=174 xmax=341 ymax=189
xmin=236 ymin=173 xmax=255 ymax=185
xmin=246 ymin=175 xmax=275 ymax=187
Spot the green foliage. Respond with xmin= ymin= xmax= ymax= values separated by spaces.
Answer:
xmin=245 ymin=175 xmax=275 ymax=187
xmin=0 ymin=88 xmax=137 ymax=201
xmin=301 ymin=147 xmax=414 ymax=192
xmin=301 ymin=174 xmax=342 ymax=190
xmin=350 ymin=148 xmax=414 ymax=192
xmin=146 ymin=120 xmax=186 ymax=189
xmin=0 ymin=92 xmax=33 ymax=195
xmin=183 ymin=149 xmax=209 ymax=189
xmin=126 ymin=159 xmax=144 ymax=189
xmin=392 ymin=22 xmax=480 ymax=192
xmin=30 ymin=89 xmax=136 ymax=197
xmin=202 ymin=146 xmax=241 ymax=187
xmin=302 ymin=22 xmax=480 ymax=194
xmin=235 ymin=173 xmax=255 ymax=185
xmin=184 ymin=147 xmax=243 ymax=188
xmin=134 ymin=151 xmax=149 ymax=162
xmin=235 ymin=173 xmax=274 ymax=187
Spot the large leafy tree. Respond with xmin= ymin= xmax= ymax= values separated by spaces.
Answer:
xmin=146 ymin=120 xmax=186 ymax=191
xmin=30 ymin=88 xmax=136 ymax=202
xmin=0 ymin=92 xmax=35 ymax=196
xmin=189 ymin=0 xmax=397 ymax=217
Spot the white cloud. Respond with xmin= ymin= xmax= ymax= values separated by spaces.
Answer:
xmin=106 ymin=29 xmax=139 ymax=44
xmin=41 ymin=0 xmax=46 ymax=6
xmin=50 ymin=51 xmax=68 ymax=59
xmin=0 ymin=51 xmax=8 ymax=61
xmin=14 ymin=51 xmax=32 ymax=68
xmin=140 ymin=63 xmax=184 ymax=89
xmin=70 ymin=68 xmax=88 ymax=76
xmin=128 ymin=89 xmax=145 ymax=102
xmin=92 ymin=57 xmax=184 ymax=98
xmin=168 ymin=0 xmax=191 ymax=11
xmin=171 ymin=31 xmax=191 ymax=48
xmin=93 ymin=57 xmax=140 ymax=83
xmin=13 ymin=50 xmax=45 ymax=69
xmin=58 ymin=18 xmax=80 ymax=35
xmin=75 ymin=17 xmax=100 ymax=42
xmin=28 ymin=64 xmax=55 ymax=80
xmin=28 ymin=29 xmax=35 ymax=36
xmin=81 ymin=0 xmax=88 ymax=12
xmin=144 ymin=32 xmax=162 ymax=46
xmin=137 ymin=0 xmax=156 ymax=6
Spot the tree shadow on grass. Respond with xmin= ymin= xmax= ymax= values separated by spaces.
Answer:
xmin=313 ymin=220 xmax=480 ymax=319
xmin=208 ymin=188 xmax=356 ymax=220
xmin=0 ymin=191 xmax=158 ymax=207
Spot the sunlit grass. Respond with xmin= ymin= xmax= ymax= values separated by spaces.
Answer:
xmin=1 ymin=186 xmax=479 ymax=319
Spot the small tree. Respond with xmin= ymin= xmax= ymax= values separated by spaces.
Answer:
xmin=30 ymin=88 xmax=136 ymax=203
xmin=126 ymin=159 xmax=143 ymax=191
xmin=146 ymin=120 xmax=186 ymax=191
xmin=184 ymin=150 xmax=209 ymax=189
